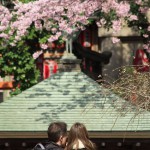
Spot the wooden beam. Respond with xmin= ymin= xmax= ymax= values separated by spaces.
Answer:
xmin=1 ymin=131 xmax=150 ymax=139
xmin=89 ymin=131 xmax=150 ymax=139
xmin=0 ymin=131 xmax=47 ymax=139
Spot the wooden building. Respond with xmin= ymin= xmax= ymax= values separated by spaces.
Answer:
xmin=0 ymin=2 xmax=150 ymax=149
xmin=0 ymin=59 xmax=150 ymax=150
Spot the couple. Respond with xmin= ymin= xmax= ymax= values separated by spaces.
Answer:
xmin=34 ymin=121 xmax=96 ymax=150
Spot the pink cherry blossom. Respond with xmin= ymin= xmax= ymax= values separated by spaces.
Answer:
xmin=148 ymin=26 xmax=150 ymax=32
xmin=112 ymin=20 xmax=121 ymax=33
xmin=34 ymin=20 xmax=43 ymax=30
xmin=135 ymin=0 xmax=142 ymax=5
xmin=143 ymin=34 xmax=149 ymax=38
xmin=129 ymin=15 xmax=138 ymax=21
xmin=33 ymin=51 xmax=43 ymax=59
xmin=0 ymin=33 xmax=9 ymax=39
xmin=115 ymin=1 xmax=130 ymax=17
xmin=112 ymin=37 xmax=120 ymax=44
xmin=0 ymin=0 xmax=149 ymax=51
xmin=40 ymin=43 xmax=48 ymax=49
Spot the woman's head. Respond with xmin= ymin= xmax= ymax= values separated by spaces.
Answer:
xmin=68 ymin=122 xmax=89 ymax=141
xmin=67 ymin=122 xmax=96 ymax=150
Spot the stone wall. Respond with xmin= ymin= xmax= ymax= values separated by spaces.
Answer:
xmin=98 ymin=27 xmax=144 ymax=82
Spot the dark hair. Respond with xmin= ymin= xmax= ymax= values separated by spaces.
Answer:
xmin=47 ymin=121 xmax=67 ymax=143
xmin=66 ymin=122 xmax=96 ymax=150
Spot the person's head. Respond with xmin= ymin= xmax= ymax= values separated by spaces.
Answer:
xmin=66 ymin=122 xmax=96 ymax=150
xmin=47 ymin=121 xmax=67 ymax=147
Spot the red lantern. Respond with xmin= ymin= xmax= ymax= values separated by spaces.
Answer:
xmin=133 ymin=49 xmax=150 ymax=72
xmin=43 ymin=60 xmax=58 ymax=79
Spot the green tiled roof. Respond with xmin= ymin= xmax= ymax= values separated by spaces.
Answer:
xmin=0 ymin=72 xmax=150 ymax=138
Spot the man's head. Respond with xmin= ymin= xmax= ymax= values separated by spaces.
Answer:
xmin=47 ymin=121 xmax=67 ymax=147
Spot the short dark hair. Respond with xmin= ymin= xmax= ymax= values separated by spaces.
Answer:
xmin=47 ymin=121 xmax=67 ymax=142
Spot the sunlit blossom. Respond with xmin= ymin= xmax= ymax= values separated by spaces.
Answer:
xmin=112 ymin=37 xmax=120 ymax=43
xmin=129 ymin=15 xmax=138 ymax=21
xmin=112 ymin=20 xmax=121 ymax=33
xmin=148 ymin=26 xmax=150 ymax=31
xmin=143 ymin=34 xmax=149 ymax=38
xmin=0 ymin=0 xmax=149 ymax=50
xmin=40 ymin=43 xmax=48 ymax=49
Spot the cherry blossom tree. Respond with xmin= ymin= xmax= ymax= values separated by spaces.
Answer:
xmin=0 ymin=0 xmax=149 ymax=50
xmin=0 ymin=0 xmax=149 ymax=93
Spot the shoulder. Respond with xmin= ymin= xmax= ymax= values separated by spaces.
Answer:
xmin=46 ymin=146 xmax=63 ymax=150
xmin=45 ymin=142 xmax=64 ymax=150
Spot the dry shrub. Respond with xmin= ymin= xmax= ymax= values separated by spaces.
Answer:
xmin=102 ymin=66 xmax=150 ymax=111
